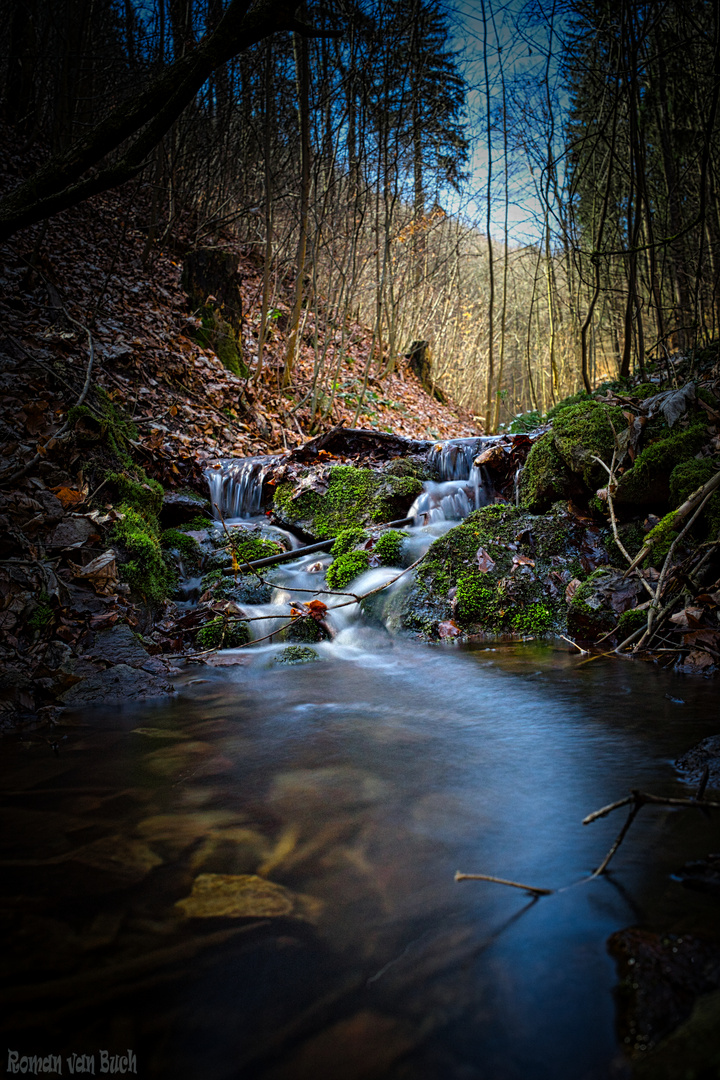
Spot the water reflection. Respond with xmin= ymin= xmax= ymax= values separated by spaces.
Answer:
xmin=1 ymin=641 xmax=719 ymax=1078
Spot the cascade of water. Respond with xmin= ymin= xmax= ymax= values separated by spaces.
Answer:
xmin=205 ymin=456 xmax=278 ymax=519
xmin=410 ymin=437 xmax=498 ymax=525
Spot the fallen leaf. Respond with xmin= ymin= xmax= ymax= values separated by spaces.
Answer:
xmin=438 ymin=619 xmax=461 ymax=638
xmin=678 ymin=649 xmax=715 ymax=672
xmin=565 ymin=578 xmax=582 ymax=603
xmin=512 ymin=553 xmax=535 ymax=569
xmin=67 ymin=550 xmax=119 ymax=594
xmin=475 ymin=547 xmax=496 ymax=573
xmin=51 ymin=486 xmax=86 ymax=509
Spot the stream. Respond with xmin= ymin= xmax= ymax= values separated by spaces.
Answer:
xmin=3 ymin=448 xmax=720 ymax=1079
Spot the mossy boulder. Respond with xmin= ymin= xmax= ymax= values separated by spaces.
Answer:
xmin=273 ymin=465 xmax=422 ymax=539
xmin=390 ymin=502 xmax=609 ymax=639
xmin=519 ymin=432 xmax=580 ymax=512
xmin=614 ymin=418 xmax=707 ymax=506
xmin=551 ymin=400 xmax=626 ymax=490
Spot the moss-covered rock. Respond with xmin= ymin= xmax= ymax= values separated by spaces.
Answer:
xmin=196 ymin=616 xmax=250 ymax=650
xmin=615 ymin=418 xmax=708 ymax=506
xmin=374 ymin=529 xmax=406 ymax=566
xmin=162 ymin=528 xmax=202 ymax=567
xmin=112 ymin=506 xmax=176 ymax=603
xmin=551 ymin=400 xmax=626 ymax=490
xmin=395 ymin=502 xmax=608 ymax=639
xmin=519 ymin=432 xmax=579 ymax=512
xmin=273 ymin=465 xmax=422 ymax=539
xmin=273 ymin=645 xmax=320 ymax=665
xmin=669 ymin=457 xmax=715 ymax=507
xmin=326 ymin=549 xmax=370 ymax=589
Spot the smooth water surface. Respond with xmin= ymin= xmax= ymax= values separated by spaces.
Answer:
xmin=2 ymin=636 xmax=719 ymax=1079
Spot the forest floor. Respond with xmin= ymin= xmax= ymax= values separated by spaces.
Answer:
xmin=0 ymin=162 xmax=478 ymax=495
xmin=0 ymin=162 xmax=477 ymax=727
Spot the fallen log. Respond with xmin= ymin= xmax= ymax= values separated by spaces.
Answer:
xmin=221 ymin=516 xmax=414 ymax=574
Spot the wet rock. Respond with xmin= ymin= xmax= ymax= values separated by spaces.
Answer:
xmin=174 ymin=872 xmax=320 ymax=921
xmin=58 ymin=663 xmax=173 ymax=706
xmin=392 ymin=502 xmax=610 ymax=640
xmin=607 ymin=927 xmax=720 ymax=1056
xmin=675 ymin=734 xmax=720 ymax=789
xmin=272 ymin=645 xmax=320 ymax=665
xmin=161 ymin=490 xmax=211 ymax=526
xmin=88 ymin=623 xmax=153 ymax=668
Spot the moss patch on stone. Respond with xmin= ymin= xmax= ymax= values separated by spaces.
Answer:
xmin=274 ymin=465 xmax=421 ymax=539
xmin=551 ymin=400 xmax=626 ymax=490
xmin=161 ymin=529 xmax=202 ymax=566
xmin=669 ymin=458 xmax=715 ymax=507
xmin=409 ymin=502 xmax=595 ymax=637
xmin=112 ymin=506 xmax=176 ymax=602
xmin=374 ymin=529 xmax=406 ymax=566
xmin=326 ymin=549 xmax=370 ymax=589
xmin=615 ymin=418 xmax=707 ymax=505
xmin=196 ymin=617 xmax=250 ymax=650
xmin=519 ymin=432 xmax=577 ymax=512
xmin=273 ymin=645 xmax=320 ymax=665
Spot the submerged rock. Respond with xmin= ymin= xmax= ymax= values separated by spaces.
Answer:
xmin=59 ymin=663 xmax=173 ymax=706
xmin=175 ymin=872 xmax=320 ymax=921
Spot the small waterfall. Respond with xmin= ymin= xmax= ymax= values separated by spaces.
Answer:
xmin=410 ymin=437 xmax=497 ymax=525
xmin=206 ymin=456 xmax=279 ymax=519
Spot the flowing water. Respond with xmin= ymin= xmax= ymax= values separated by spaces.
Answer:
xmin=3 ymin=444 xmax=719 ymax=1078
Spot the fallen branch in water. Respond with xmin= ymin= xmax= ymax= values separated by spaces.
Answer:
xmin=454 ymin=872 xmax=552 ymax=896
xmin=455 ymin=772 xmax=719 ymax=895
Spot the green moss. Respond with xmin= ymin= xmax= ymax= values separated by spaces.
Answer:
xmin=274 ymin=465 xmax=419 ymax=538
xmin=331 ymin=529 xmax=368 ymax=557
xmin=185 ymin=514 xmax=214 ymax=530
xmin=643 ymin=511 xmax=679 ymax=565
xmin=617 ymin=607 xmax=646 ymax=637
xmin=519 ymin=432 xmax=575 ymax=512
xmin=615 ymin=418 xmax=707 ymax=505
xmin=112 ymin=506 xmax=176 ymax=602
xmin=374 ymin=529 xmax=406 ymax=566
xmin=326 ymin=549 xmax=370 ymax=588
xmin=194 ymin=306 xmax=247 ymax=378
xmin=604 ymin=521 xmax=645 ymax=568
xmin=669 ymin=458 xmax=715 ymax=507
xmin=273 ymin=645 xmax=320 ymax=665
xmin=28 ymin=592 xmax=54 ymax=632
xmin=227 ymin=536 xmax=283 ymax=567
xmin=288 ymin=617 xmax=326 ymax=643
xmin=513 ymin=602 xmax=553 ymax=635
xmin=551 ymin=400 xmax=626 ymax=489
xmin=162 ymin=529 xmax=202 ymax=566
xmin=107 ymin=471 xmax=164 ymax=520
xmin=196 ymin=617 xmax=250 ymax=650
xmin=455 ymin=574 xmax=501 ymax=624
